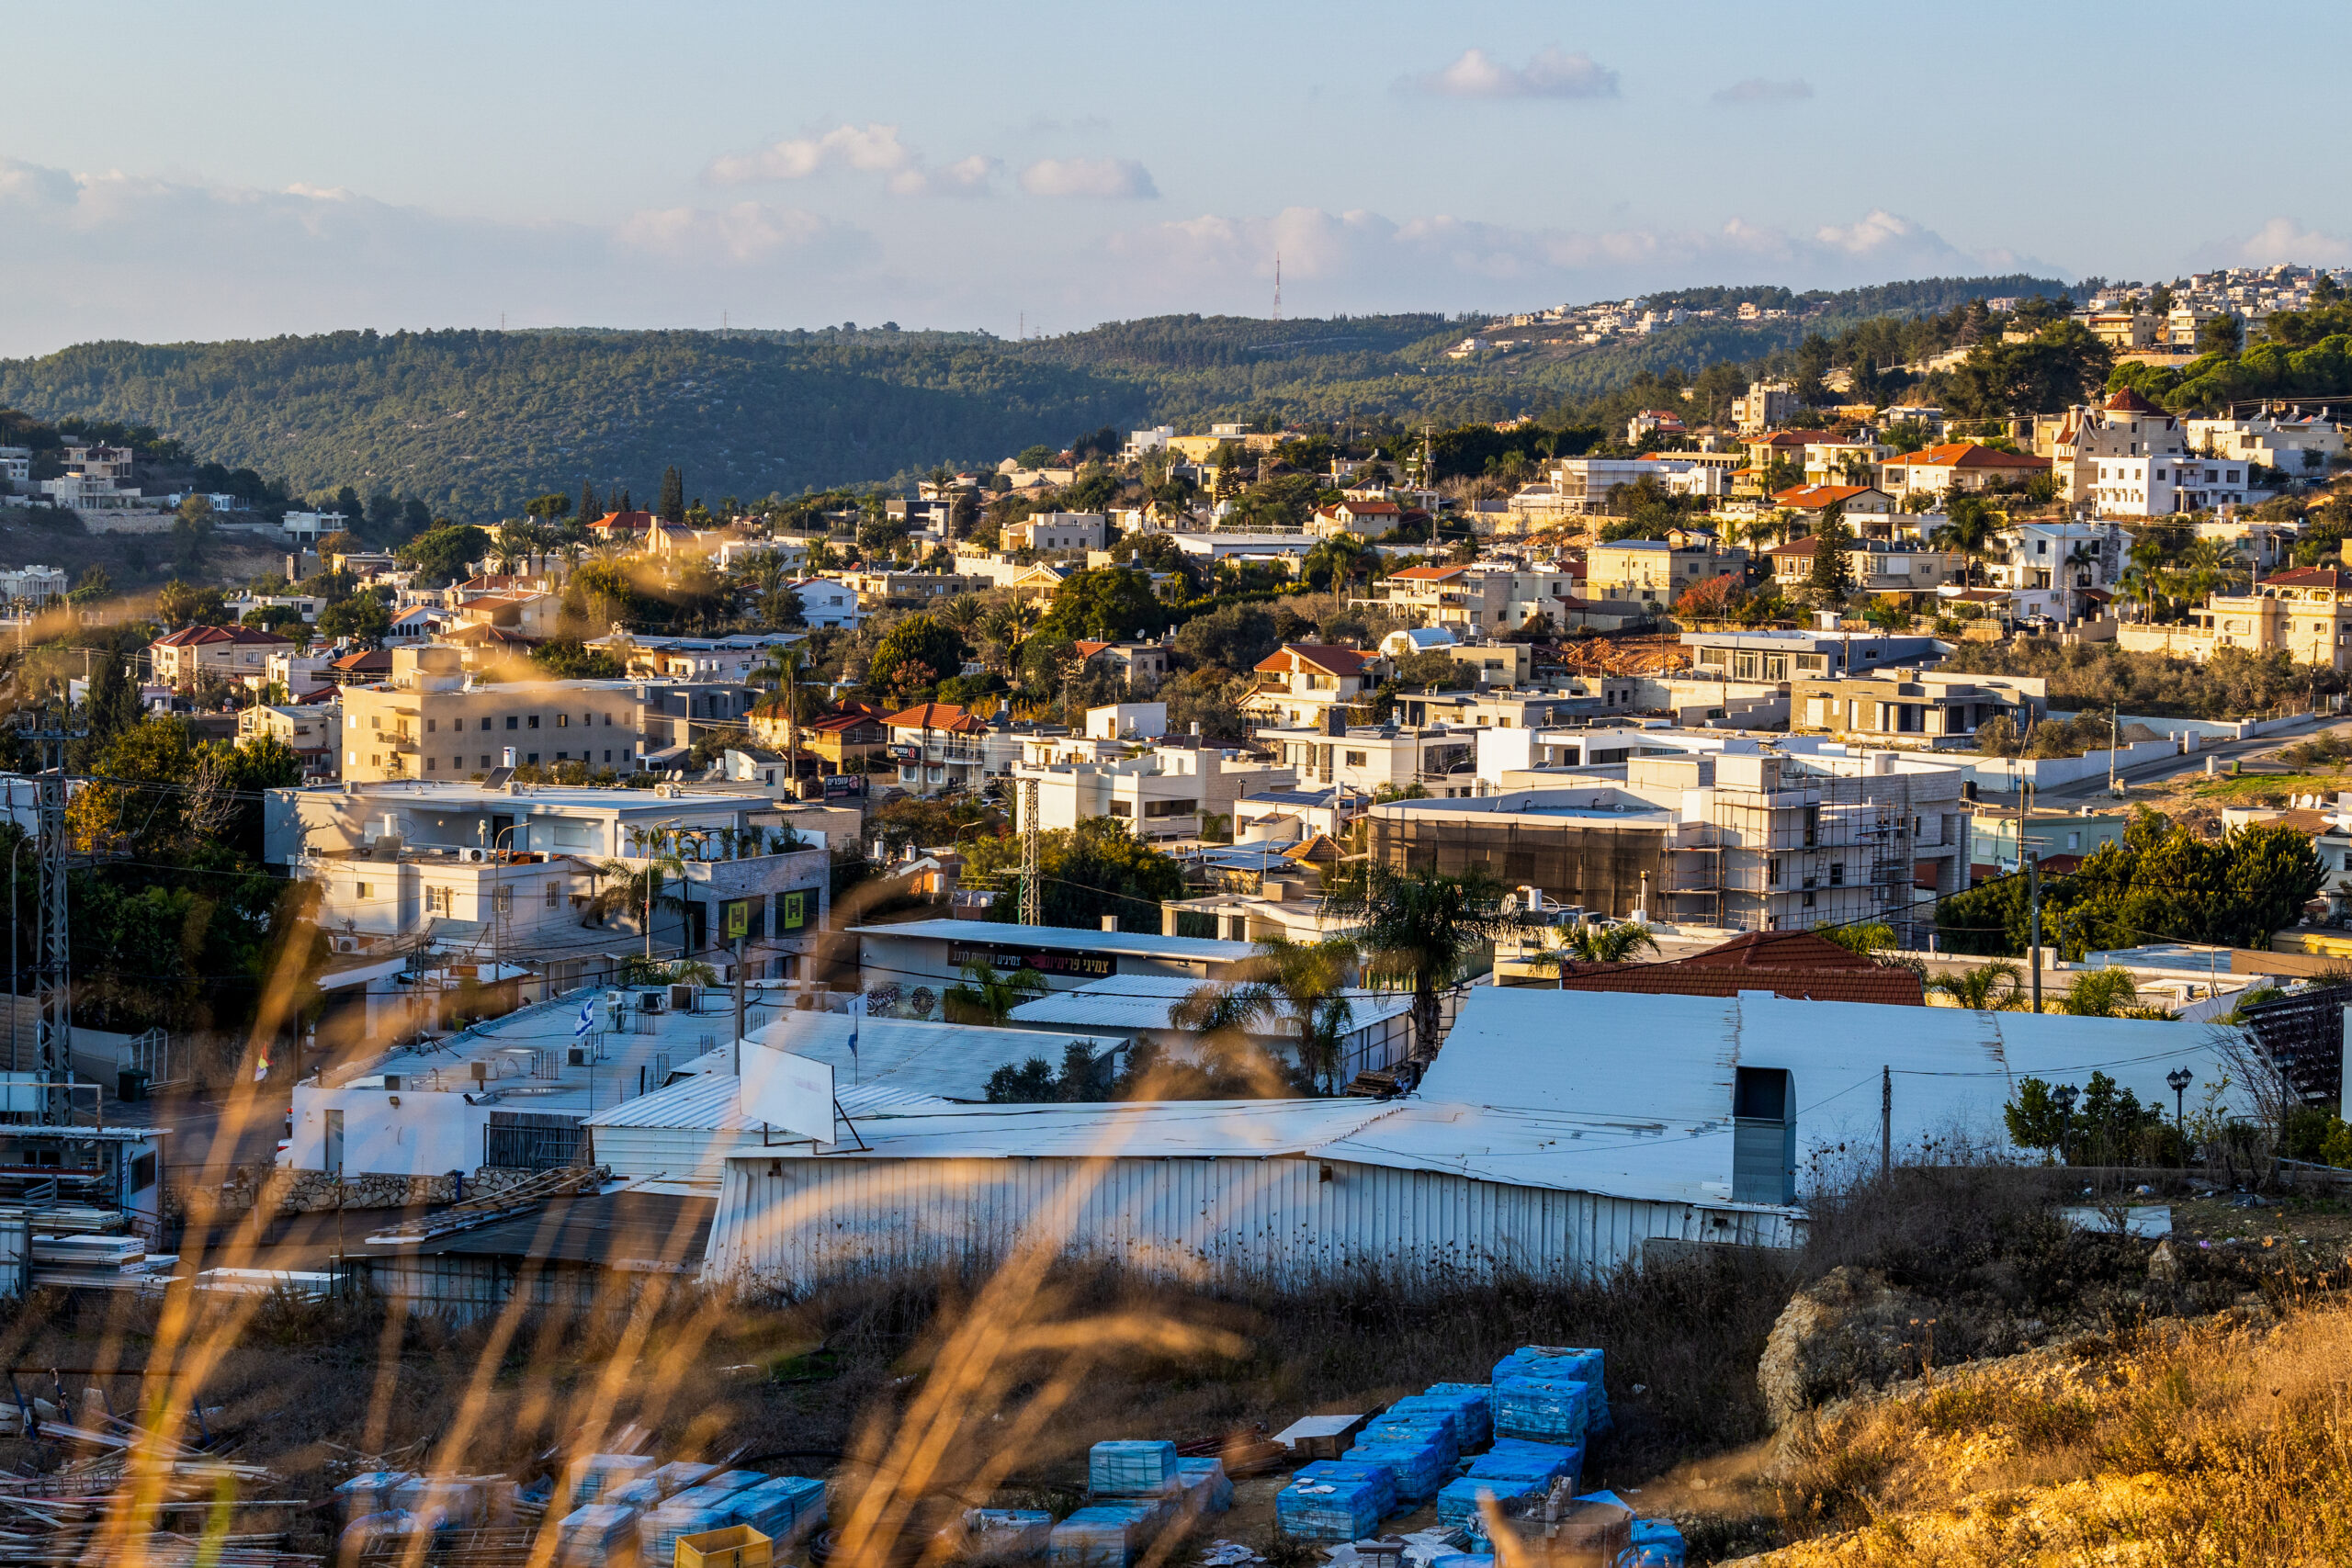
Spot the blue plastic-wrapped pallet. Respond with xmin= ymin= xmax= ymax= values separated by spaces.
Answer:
xmin=1435 ymin=1473 xmax=1546 ymax=1528
xmin=738 ymin=1476 xmax=827 ymax=1542
xmin=1173 ymin=1458 xmax=1232 ymax=1515
xmin=639 ymin=1503 xmax=733 ymax=1565
xmin=1384 ymin=1399 xmax=1476 ymax=1454
xmin=1422 ymin=1384 xmax=1496 ymax=1450
xmin=334 ymin=1472 xmax=417 ymax=1525
xmin=1342 ymin=1434 xmax=1450 ymax=1503
xmin=965 ymin=1508 xmax=1055 ymax=1560
xmin=1049 ymin=1503 xmax=1158 ymax=1568
xmin=1360 ymin=1414 xmax=1460 ymax=1469
xmin=698 ymin=1470 xmax=771 ymax=1499
xmin=1275 ymin=1476 xmax=1386 ymax=1542
xmin=1294 ymin=1460 xmax=1396 ymax=1518
xmin=1493 ymin=1348 xmax=1610 ymax=1434
xmin=1467 ymin=1438 xmax=1579 ymax=1490
xmin=568 ymin=1454 xmax=659 ymax=1510
xmin=1618 ymin=1518 xmax=1686 ymax=1567
xmin=390 ymin=1478 xmax=481 ymax=1527
xmin=607 ymin=1478 xmax=663 ymax=1511
xmin=1492 ymin=1375 xmax=1590 ymax=1445
xmin=559 ymin=1503 xmax=641 ymax=1567
xmin=650 ymin=1461 xmax=720 ymax=1499
xmin=1430 ymin=1556 xmax=1497 ymax=1568
xmin=1088 ymin=1440 xmax=1179 ymax=1498
xmin=669 ymin=1483 xmax=757 ymax=1519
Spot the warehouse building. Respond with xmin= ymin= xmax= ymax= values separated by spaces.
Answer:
xmin=850 ymin=919 xmax=1258 ymax=993
xmin=700 ymin=987 xmax=2249 ymax=1293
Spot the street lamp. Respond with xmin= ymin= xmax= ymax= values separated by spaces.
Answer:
xmin=2052 ymin=1083 xmax=2079 ymax=1167
xmin=2167 ymin=1067 xmax=2194 ymax=1158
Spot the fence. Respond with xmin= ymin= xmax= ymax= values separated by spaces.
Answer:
xmin=483 ymin=1112 xmax=588 ymax=1171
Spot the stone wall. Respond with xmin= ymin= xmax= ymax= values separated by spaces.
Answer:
xmin=171 ymin=1164 xmax=585 ymax=1223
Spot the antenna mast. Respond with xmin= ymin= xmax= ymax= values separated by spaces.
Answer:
xmin=22 ymin=701 xmax=83 ymax=1122
xmin=1018 ymin=777 xmax=1041 ymax=926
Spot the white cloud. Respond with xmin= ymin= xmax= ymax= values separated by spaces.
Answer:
xmin=2234 ymin=217 xmax=2352 ymax=267
xmin=613 ymin=201 xmax=865 ymax=265
xmin=1102 ymin=205 xmax=2035 ymax=316
xmin=0 ymin=156 xmax=880 ymax=355
xmin=1019 ymin=156 xmax=1158 ymax=199
xmin=1413 ymin=46 xmax=1618 ymax=100
xmin=1713 ymin=77 xmax=1812 ymax=105
xmin=705 ymin=124 xmax=1001 ymax=197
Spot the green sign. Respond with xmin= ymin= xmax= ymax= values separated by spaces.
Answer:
xmin=779 ymin=889 xmax=808 ymax=932
xmin=727 ymin=899 xmax=751 ymax=940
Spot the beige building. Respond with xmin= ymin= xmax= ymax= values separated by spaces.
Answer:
xmin=338 ymin=648 xmax=650 ymax=782
xmin=1586 ymin=538 xmax=1746 ymax=604
xmin=2117 ymin=567 xmax=2352 ymax=671
xmin=1790 ymin=668 xmax=2044 ymax=750
xmin=150 ymin=624 xmax=295 ymax=686
xmin=1243 ymin=644 xmax=1384 ymax=726
xmin=238 ymin=699 xmax=341 ymax=777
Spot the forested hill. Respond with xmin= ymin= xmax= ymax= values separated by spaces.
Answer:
xmin=0 ymin=275 xmax=2064 ymax=519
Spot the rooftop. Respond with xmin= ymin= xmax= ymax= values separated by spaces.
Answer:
xmin=1007 ymin=976 xmax=1411 ymax=1035
xmin=848 ymin=919 xmax=1260 ymax=964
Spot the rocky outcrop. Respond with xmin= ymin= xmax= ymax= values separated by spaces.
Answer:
xmin=1757 ymin=1266 xmax=1941 ymax=1428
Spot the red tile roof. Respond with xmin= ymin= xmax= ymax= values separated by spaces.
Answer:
xmin=1545 ymin=929 xmax=1923 ymax=1005
xmin=883 ymin=701 xmax=986 ymax=733
xmin=1388 ymin=565 xmax=1469 ymax=581
xmin=588 ymin=510 xmax=656 ymax=531
xmin=2262 ymin=568 xmax=2352 ymax=592
xmin=1338 ymin=500 xmax=1402 ymax=515
xmin=2102 ymin=387 xmax=2159 ymax=413
xmin=1885 ymin=442 xmax=2050 ymax=471
xmin=1745 ymin=430 xmax=1838 ymax=448
xmin=1254 ymin=644 xmax=1373 ymax=677
xmin=153 ymin=624 xmax=295 ymax=648
xmin=1770 ymin=484 xmax=1884 ymax=510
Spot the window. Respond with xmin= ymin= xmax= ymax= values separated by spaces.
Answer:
xmin=1108 ymin=800 xmax=1133 ymax=817
xmin=1344 ymin=750 xmax=1367 ymax=765
xmin=370 ymin=714 xmax=381 ymax=729
xmin=527 ymin=715 xmax=540 ymax=729
xmin=558 ymin=713 xmax=569 ymax=727
xmin=505 ymin=716 xmax=519 ymax=730
xmin=1802 ymin=889 xmax=1815 ymax=908
xmin=356 ymin=882 xmax=371 ymax=899
xmin=527 ymin=752 xmax=539 ymax=764
xmin=1828 ymin=862 xmax=1844 ymax=886
xmin=1768 ymin=858 xmax=1782 ymax=886
xmin=547 ymin=880 xmax=562 ymax=908
xmin=426 ymin=718 xmax=437 ymax=732
xmin=426 ymin=758 xmax=437 ymax=772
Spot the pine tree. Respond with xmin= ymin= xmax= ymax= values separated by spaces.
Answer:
xmin=617 ymin=488 xmax=632 ymax=513
xmin=1808 ymin=502 xmax=1855 ymax=602
xmin=579 ymin=479 xmax=598 ymax=524
xmin=659 ymin=466 xmax=686 ymax=525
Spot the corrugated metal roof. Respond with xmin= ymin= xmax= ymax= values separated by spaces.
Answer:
xmin=582 ymin=1013 xmax=1129 ymax=1127
xmin=850 ymin=919 xmax=1257 ymax=962
xmin=784 ymin=1098 xmax=1395 ymax=1160
xmin=1007 ymin=976 xmax=1411 ymax=1034
xmin=417 ymin=1190 xmax=713 ymax=1268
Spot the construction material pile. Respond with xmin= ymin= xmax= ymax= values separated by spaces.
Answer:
xmin=1041 ymin=1440 xmax=1232 ymax=1568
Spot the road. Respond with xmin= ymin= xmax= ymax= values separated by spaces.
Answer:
xmin=2029 ymin=711 xmax=2349 ymax=804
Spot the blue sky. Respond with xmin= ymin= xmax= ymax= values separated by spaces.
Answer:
xmin=3 ymin=0 xmax=2347 ymax=356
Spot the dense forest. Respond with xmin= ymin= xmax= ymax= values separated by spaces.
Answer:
xmin=0 ymin=276 xmax=2071 ymax=521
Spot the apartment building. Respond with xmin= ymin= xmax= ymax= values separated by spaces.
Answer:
xmin=1376 ymin=563 xmax=1577 ymax=634
xmin=1392 ymin=685 xmax=1629 ymax=730
xmin=1012 ymin=742 xmax=1295 ymax=841
xmin=2185 ymin=413 xmax=2344 ymax=476
xmin=1543 ymin=457 xmax=1724 ymax=514
xmin=265 ymin=779 xmax=830 ymax=993
xmin=1880 ymin=442 xmax=2051 ymax=497
xmin=1731 ymin=380 xmax=1797 ymax=434
xmin=1586 ymin=538 xmax=1747 ymax=604
xmin=886 ymin=701 xmax=1025 ymax=793
xmin=1789 ymin=668 xmax=2043 ymax=750
xmin=1683 ymin=630 xmax=1941 ymax=681
xmin=2117 ymin=566 xmax=2352 ymax=671
xmin=0 ymin=565 xmax=69 ymax=607
xmin=1984 ymin=520 xmax=2132 ymax=621
xmin=1243 ymin=644 xmax=1384 ymax=726
xmin=1802 ymin=438 xmax=1894 ymax=487
xmin=1074 ymin=639 xmax=1171 ymax=684
xmin=1371 ymin=750 xmax=1971 ymax=941
xmin=787 ymin=578 xmax=863 ymax=629
xmin=1255 ymin=718 xmax=1480 ymax=798
xmin=1762 ymin=536 xmax=1968 ymax=601
xmin=150 ymin=625 xmax=296 ymax=686
xmin=1001 ymin=512 xmax=1110 ymax=554
xmin=239 ymin=699 xmax=341 ymax=778
xmin=2052 ymin=389 xmax=2252 ymax=515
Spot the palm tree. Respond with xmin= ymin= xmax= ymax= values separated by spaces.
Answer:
xmin=1528 ymin=920 xmax=1660 ymax=987
xmin=943 ymin=960 xmax=1048 ymax=1025
xmin=1321 ymin=864 xmax=1526 ymax=1062
xmin=1927 ymin=961 xmax=2026 ymax=1011
xmin=1249 ymin=935 xmax=1360 ymax=1092
xmin=587 ymin=835 xmax=689 ymax=963
xmin=1929 ymin=496 xmax=1998 ymax=588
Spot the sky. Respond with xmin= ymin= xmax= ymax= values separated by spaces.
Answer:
xmin=3 ymin=0 xmax=2350 ymax=358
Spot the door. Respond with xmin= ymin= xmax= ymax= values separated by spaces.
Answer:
xmin=324 ymin=1109 xmax=345 ymax=1176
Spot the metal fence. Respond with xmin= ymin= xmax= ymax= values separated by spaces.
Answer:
xmin=483 ymin=1112 xmax=587 ymax=1171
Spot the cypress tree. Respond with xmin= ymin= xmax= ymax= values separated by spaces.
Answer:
xmin=659 ymin=466 xmax=686 ymax=525
xmin=579 ymin=479 xmax=598 ymax=523
xmin=1808 ymin=502 xmax=1854 ymax=602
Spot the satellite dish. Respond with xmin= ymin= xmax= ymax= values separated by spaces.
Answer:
xmin=741 ymin=1044 xmax=835 ymax=1143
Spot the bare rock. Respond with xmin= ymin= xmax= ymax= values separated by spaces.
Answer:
xmin=2147 ymin=1237 xmax=2180 ymax=1284
xmin=1758 ymin=1265 xmax=1939 ymax=1428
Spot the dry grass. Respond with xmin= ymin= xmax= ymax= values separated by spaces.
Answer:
xmin=1690 ymin=1295 xmax=2352 ymax=1565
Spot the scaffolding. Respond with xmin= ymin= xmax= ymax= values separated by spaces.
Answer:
xmin=1696 ymin=772 xmax=1923 ymax=942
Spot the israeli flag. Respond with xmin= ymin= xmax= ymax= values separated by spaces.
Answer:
xmin=574 ymin=996 xmax=595 ymax=1039
xmin=845 ymin=992 xmax=865 ymax=1062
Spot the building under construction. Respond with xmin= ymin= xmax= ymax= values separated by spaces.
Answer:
xmin=1366 ymin=750 xmax=1971 ymax=943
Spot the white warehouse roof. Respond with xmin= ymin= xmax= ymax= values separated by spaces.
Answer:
xmin=1007 ymin=976 xmax=1412 ymax=1035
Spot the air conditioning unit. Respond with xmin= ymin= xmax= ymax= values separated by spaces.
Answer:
xmin=604 ymin=989 xmax=628 ymax=1009
xmin=670 ymin=984 xmax=695 ymax=1012
xmin=639 ymin=990 xmax=664 ymax=1014
xmin=463 ymin=847 xmax=487 ymax=863
xmin=334 ymin=936 xmax=360 ymax=953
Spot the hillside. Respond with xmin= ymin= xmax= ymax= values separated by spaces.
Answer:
xmin=0 ymin=274 xmax=2064 ymax=520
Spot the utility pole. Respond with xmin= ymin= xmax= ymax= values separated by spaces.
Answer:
xmin=1018 ymin=776 xmax=1041 ymax=927
xmin=1881 ymin=1065 xmax=1892 ymax=1180
xmin=2027 ymin=852 xmax=2043 ymax=1014
xmin=2107 ymin=703 xmax=2120 ymax=797
xmin=25 ymin=706 xmax=82 ymax=1123
xmin=732 ymin=929 xmax=747 ymax=1076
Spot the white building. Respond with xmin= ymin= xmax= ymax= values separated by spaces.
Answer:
xmin=0 ymin=564 xmax=69 ymax=607
xmin=2185 ymin=413 xmax=2344 ymax=478
xmin=1005 ymin=512 xmax=1108 ymax=553
xmin=282 ymin=510 xmax=353 ymax=542
xmin=1012 ymin=740 xmax=1295 ymax=841
xmin=2053 ymin=389 xmax=2251 ymax=515
xmin=1253 ymin=720 xmax=1479 ymax=798
xmin=39 ymin=444 xmax=150 ymax=512
xmin=787 ymin=578 xmax=862 ymax=629
xmin=1987 ymin=520 xmax=2132 ymax=621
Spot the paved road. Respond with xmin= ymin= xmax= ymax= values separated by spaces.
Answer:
xmin=2031 ymin=711 xmax=2349 ymax=804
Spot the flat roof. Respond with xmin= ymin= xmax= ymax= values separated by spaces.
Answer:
xmin=294 ymin=782 xmax=774 ymax=812
xmin=1009 ymin=976 xmax=1411 ymax=1034
xmin=410 ymin=1190 xmax=714 ymax=1269
xmin=849 ymin=919 xmax=1258 ymax=963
